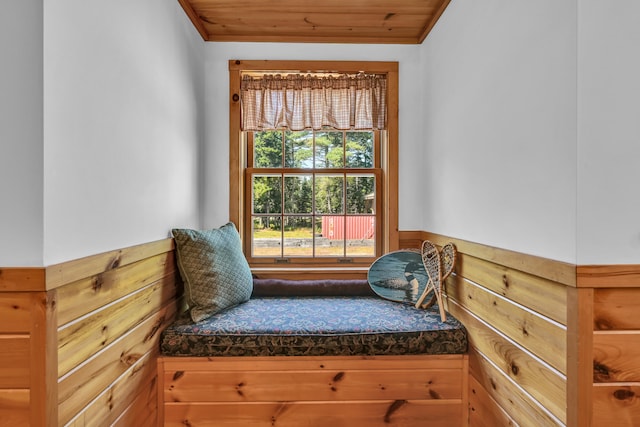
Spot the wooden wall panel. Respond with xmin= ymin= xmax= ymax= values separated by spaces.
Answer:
xmin=0 ymin=336 xmax=30 ymax=388
xmin=58 ymin=301 xmax=176 ymax=425
xmin=56 ymin=252 xmax=176 ymax=326
xmin=455 ymin=253 xmax=567 ymax=324
xmin=67 ymin=352 xmax=158 ymax=426
xmin=45 ymin=239 xmax=175 ymax=291
xmin=0 ymin=293 xmax=33 ymax=333
xmin=578 ymin=265 xmax=640 ymax=426
xmin=468 ymin=376 xmax=516 ymax=427
xmin=165 ymin=368 xmax=463 ymax=403
xmin=45 ymin=238 xmax=179 ymax=425
xmin=470 ymin=350 xmax=562 ymax=426
xmin=448 ymin=299 xmax=566 ymax=421
xmin=164 ymin=400 xmax=463 ymax=427
xmin=0 ymin=239 xmax=178 ymax=426
xmin=0 ymin=389 xmax=30 ymax=425
xmin=592 ymin=384 xmax=640 ymax=426
xmin=594 ymin=288 xmax=640 ymax=330
xmin=0 ymin=268 xmax=45 ymax=292
xmin=0 ymin=265 xmax=55 ymax=427
xmin=447 ymin=276 xmax=566 ymax=373
xmin=112 ymin=374 xmax=158 ymax=427
xmin=58 ymin=274 xmax=177 ymax=377
xmin=401 ymin=231 xmax=570 ymax=427
xmin=593 ymin=333 xmax=640 ymax=382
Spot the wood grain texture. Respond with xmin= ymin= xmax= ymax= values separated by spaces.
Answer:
xmin=67 ymin=352 xmax=157 ymax=427
xmin=0 ymin=268 xmax=45 ymax=292
xmin=165 ymin=369 xmax=463 ymax=403
xmin=402 ymin=230 xmax=572 ymax=425
xmin=46 ymin=238 xmax=174 ymax=290
xmin=0 ymin=336 xmax=29 ymax=388
xmin=593 ymin=332 xmax=640 ymax=383
xmin=455 ymin=253 xmax=567 ymax=325
xmin=57 ymin=300 xmax=175 ymax=425
xmin=468 ymin=376 xmax=517 ymax=427
xmin=566 ymin=287 xmax=594 ymax=427
xmin=56 ymin=252 xmax=176 ymax=326
xmin=164 ymin=400 xmax=463 ymax=426
xmin=594 ymin=288 xmax=640 ymax=330
xmin=159 ymin=354 xmax=467 ymax=427
xmin=58 ymin=274 xmax=178 ymax=377
xmin=0 ymin=239 xmax=178 ymax=426
xmin=111 ymin=374 xmax=158 ymax=427
xmin=421 ymin=231 xmax=576 ymax=287
xmin=447 ymin=275 xmax=566 ymax=373
xmin=592 ymin=384 xmax=640 ymax=426
xmin=0 ymin=389 xmax=29 ymax=425
xmin=577 ymin=264 xmax=640 ymax=288
xmin=470 ymin=350 xmax=563 ymax=426
xmin=161 ymin=355 xmax=467 ymax=373
xmin=0 ymin=293 xmax=33 ymax=333
xmin=448 ymin=299 xmax=566 ymax=423
xmin=181 ymin=0 xmax=451 ymax=44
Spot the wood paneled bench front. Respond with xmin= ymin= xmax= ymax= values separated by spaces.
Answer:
xmin=157 ymin=279 xmax=469 ymax=426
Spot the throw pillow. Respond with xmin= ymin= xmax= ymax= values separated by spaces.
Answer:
xmin=172 ymin=223 xmax=253 ymax=322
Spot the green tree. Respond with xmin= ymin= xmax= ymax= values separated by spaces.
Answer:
xmin=254 ymin=131 xmax=283 ymax=168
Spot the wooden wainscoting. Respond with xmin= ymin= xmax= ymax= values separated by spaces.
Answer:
xmin=159 ymin=355 xmax=469 ymax=426
xmin=400 ymin=231 xmax=575 ymax=427
xmin=0 ymin=238 xmax=181 ymax=426
xmin=576 ymin=265 xmax=640 ymax=427
xmin=0 ymin=269 xmax=55 ymax=426
xmin=51 ymin=239 xmax=180 ymax=426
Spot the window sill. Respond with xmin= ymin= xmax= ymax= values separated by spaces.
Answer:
xmin=251 ymin=266 xmax=369 ymax=281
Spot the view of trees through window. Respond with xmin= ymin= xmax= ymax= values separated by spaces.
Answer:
xmin=249 ymin=129 xmax=378 ymax=258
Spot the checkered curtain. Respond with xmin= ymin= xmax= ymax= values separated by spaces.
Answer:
xmin=240 ymin=73 xmax=387 ymax=131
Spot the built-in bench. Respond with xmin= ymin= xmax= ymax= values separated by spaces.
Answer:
xmin=157 ymin=279 xmax=469 ymax=426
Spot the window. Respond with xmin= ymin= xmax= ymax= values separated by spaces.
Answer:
xmin=229 ymin=61 xmax=399 ymax=271
xmin=247 ymin=128 xmax=380 ymax=263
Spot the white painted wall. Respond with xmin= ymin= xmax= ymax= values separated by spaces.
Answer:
xmin=5 ymin=0 xmax=636 ymax=267
xmin=202 ymin=43 xmax=425 ymax=231
xmin=42 ymin=0 xmax=205 ymax=264
xmin=421 ymin=0 xmax=578 ymax=263
xmin=0 ymin=1 xmax=44 ymax=266
xmin=577 ymin=0 xmax=640 ymax=265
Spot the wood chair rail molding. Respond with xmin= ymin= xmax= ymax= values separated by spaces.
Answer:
xmin=399 ymin=230 xmax=576 ymax=287
xmin=0 ymin=267 xmax=46 ymax=292
xmin=577 ymin=264 xmax=640 ymax=288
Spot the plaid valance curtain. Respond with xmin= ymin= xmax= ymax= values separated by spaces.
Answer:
xmin=240 ymin=73 xmax=387 ymax=131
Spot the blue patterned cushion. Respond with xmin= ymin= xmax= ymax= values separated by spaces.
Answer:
xmin=172 ymin=223 xmax=253 ymax=322
xmin=160 ymin=297 xmax=468 ymax=356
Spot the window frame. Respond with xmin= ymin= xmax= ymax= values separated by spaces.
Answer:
xmin=245 ymin=129 xmax=382 ymax=265
xmin=229 ymin=60 xmax=399 ymax=272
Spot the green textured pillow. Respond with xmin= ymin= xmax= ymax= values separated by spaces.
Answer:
xmin=172 ymin=223 xmax=253 ymax=322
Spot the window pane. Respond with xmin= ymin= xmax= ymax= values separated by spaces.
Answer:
xmin=314 ymin=175 xmax=344 ymax=214
xmin=283 ymin=216 xmax=313 ymax=257
xmin=346 ymin=216 xmax=375 ymax=257
xmin=284 ymin=130 xmax=313 ymax=168
xmin=315 ymin=216 xmax=345 ymax=257
xmin=252 ymin=175 xmax=282 ymax=214
xmin=315 ymin=131 xmax=344 ymax=168
xmin=253 ymin=131 xmax=283 ymax=168
xmin=346 ymin=131 xmax=374 ymax=168
xmin=284 ymin=175 xmax=312 ymax=214
xmin=346 ymin=175 xmax=375 ymax=214
xmin=252 ymin=216 xmax=282 ymax=257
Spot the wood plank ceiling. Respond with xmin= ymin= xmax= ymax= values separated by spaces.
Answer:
xmin=178 ymin=0 xmax=452 ymax=44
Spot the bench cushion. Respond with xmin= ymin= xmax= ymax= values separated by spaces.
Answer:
xmin=160 ymin=296 xmax=467 ymax=357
